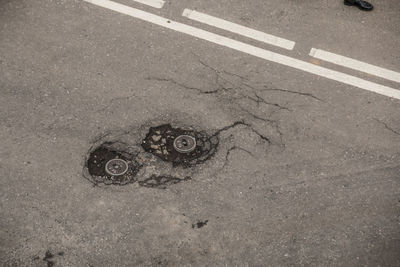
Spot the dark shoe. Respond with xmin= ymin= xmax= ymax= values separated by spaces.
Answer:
xmin=344 ymin=0 xmax=373 ymax=11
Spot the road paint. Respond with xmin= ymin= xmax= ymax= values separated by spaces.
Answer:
xmin=182 ymin=9 xmax=295 ymax=50
xmin=83 ymin=0 xmax=400 ymax=100
xmin=310 ymin=48 xmax=400 ymax=84
xmin=131 ymin=0 xmax=164 ymax=9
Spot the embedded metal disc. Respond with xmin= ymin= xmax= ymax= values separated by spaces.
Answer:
xmin=105 ymin=159 xmax=129 ymax=176
xmin=173 ymin=135 xmax=196 ymax=153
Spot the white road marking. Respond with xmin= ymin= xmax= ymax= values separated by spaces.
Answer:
xmin=182 ymin=9 xmax=295 ymax=50
xmin=83 ymin=0 xmax=400 ymax=100
xmin=310 ymin=48 xmax=400 ymax=84
xmin=131 ymin=0 xmax=164 ymax=9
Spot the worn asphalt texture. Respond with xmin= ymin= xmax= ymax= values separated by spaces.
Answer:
xmin=1 ymin=0 xmax=399 ymax=266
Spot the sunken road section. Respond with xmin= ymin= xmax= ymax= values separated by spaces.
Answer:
xmin=141 ymin=124 xmax=219 ymax=168
xmin=86 ymin=141 xmax=142 ymax=185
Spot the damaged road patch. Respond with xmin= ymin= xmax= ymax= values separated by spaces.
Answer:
xmin=83 ymin=118 xmax=263 ymax=188
xmin=85 ymin=141 xmax=142 ymax=185
xmin=141 ymin=124 xmax=219 ymax=167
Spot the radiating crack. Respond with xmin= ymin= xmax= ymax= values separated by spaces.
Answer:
xmin=145 ymin=76 xmax=219 ymax=94
xmin=222 ymin=145 xmax=255 ymax=168
xmin=193 ymin=59 xmax=287 ymax=146
xmin=197 ymin=59 xmax=237 ymax=93
xmin=238 ymin=106 xmax=284 ymax=146
xmin=192 ymin=53 xmax=246 ymax=85
xmin=238 ymin=92 xmax=291 ymax=112
xmin=251 ymin=127 xmax=273 ymax=144
xmin=238 ymin=106 xmax=273 ymax=123
xmin=192 ymin=53 xmax=325 ymax=106
xmin=222 ymin=70 xmax=249 ymax=81
xmin=212 ymin=120 xmax=272 ymax=145
xmin=212 ymin=120 xmax=248 ymax=137
xmin=261 ymin=87 xmax=325 ymax=102
xmin=143 ymin=57 xmax=321 ymax=152
xmin=374 ymin=119 xmax=400 ymax=136
xmin=147 ymin=55 xmax=241 ymax=94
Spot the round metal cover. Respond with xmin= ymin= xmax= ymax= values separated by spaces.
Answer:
xmin=173 ymin=135 xmax=196 ymax=153
xmin=105 ymin=159 xmax=129 ymax=176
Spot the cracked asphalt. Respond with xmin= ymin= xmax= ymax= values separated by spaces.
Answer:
xmin=1 ymin=0 xmax=399 ymax=266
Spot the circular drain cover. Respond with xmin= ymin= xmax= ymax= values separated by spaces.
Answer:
xmin=105 ymin=159 xmax=129 ymax=176
xmin=173 ymin=135 xmax=196 ymax=153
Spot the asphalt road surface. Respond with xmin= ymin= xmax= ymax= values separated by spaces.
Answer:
xmin=1 ymin=0 xmax=399 ymax=266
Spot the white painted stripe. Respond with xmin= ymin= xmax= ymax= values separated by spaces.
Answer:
xmin=131 ymin=0 xmax=164 ymax=9
xmin=83 ymin=0 xmax=400 ymax=100
xmin=182 ymin=9 xmax=295 ymax=50
xmin=310 ymin=48 xmax=400 ymax=84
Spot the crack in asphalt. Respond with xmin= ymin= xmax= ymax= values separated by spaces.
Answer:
xmin=222 ymin=70 xmax=250 ymax=81
xmin=237 ymin=92 xmax=291 ymax=112
xmin=260 ymin=86 xmax=325 ymax=102
xmin=191 ymin=53 xmax=247 ymax=84
xmin=197 ymin=59 xmax=238 ymax=93
xmin=211 ymin=120 xmax=247 ymax=137
xmin=222 ymin=145 xmax=255 ymax=169
xmin=212 ymin=120 xmax=272 ymax=145
xmin=374 ymin=119 xmax=400 ymax=136
xmin=144 ymin=58 xmax=325 ymax=151
xmin=196 ymin=56 xmax=324 ymax=103
xmin=146 ymin=56 xmax=245 ymax=95
xmin=238 ymin=105 xmax=284 ymax=146
xmin=238 ymin=105 xmax=274 ymax=123
xmin=145 ymin=76 xmax=219 ymax=94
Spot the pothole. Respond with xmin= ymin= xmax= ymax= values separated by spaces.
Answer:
xmin=141 ymin=124 xmax=219 ymax=167
xmin=85 ymin=141 xmax=142 ymax=185
xmin=84 ymin=122 xmax=220 ymax=187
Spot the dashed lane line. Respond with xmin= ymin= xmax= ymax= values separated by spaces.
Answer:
xmin=131 ymin=0 xmax=164 ymax=9
xmin=182 ymin=9 xmax=295 ymax=50
xmin=83 ymin=0 xmax=400 ymax=100
xmin=310 ymin=48 xmax=400 ymax=84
